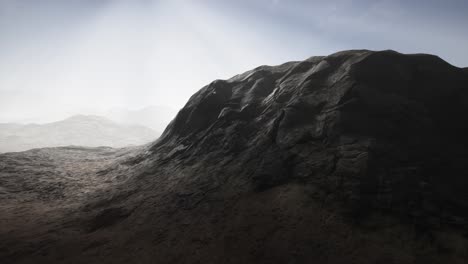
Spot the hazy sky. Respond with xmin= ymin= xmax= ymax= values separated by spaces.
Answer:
xmin=1 ymin=0 xmax=467 ymax=123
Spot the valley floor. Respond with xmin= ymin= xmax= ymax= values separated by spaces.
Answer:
xmin=0 ymin=146 xmax=140 ymax=263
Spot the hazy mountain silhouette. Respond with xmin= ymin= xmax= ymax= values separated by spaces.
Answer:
xmin=105 ymin=105 xmax=177 ymax=133
xmin=0 ymin=115 xmax=157 ymax=153
xmin=1 ymin=50 xmax=468 ymax=264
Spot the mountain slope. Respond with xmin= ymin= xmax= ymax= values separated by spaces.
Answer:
xmin=0 ymin=115 xmax=157 ymax=153
xmin=1 ymin=50 xmax=468 ymax=263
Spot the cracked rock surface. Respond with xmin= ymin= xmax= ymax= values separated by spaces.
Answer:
xmin=1 ymin=50 xmax=468 ymax=263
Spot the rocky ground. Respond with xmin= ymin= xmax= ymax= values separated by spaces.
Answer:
xmin=0 ymin=146 xmax=141 ymax=261
xmin=1 ymin=50 xmax=468 ymax=263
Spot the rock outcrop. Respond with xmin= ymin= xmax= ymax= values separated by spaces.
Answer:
xmin=154 ymin=49 xmax=468 ymax=221
xmin=1 ymin=50 xmax=468 ymax=263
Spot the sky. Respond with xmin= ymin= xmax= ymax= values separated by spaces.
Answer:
xmin=0 ymin=0 xmax=467 ymax=123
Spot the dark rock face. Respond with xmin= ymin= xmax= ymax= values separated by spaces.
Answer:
xmin=1 ymin=50 xmax=468 ymax=263
xmin=154 ymin=50 xmax=468 ymax=220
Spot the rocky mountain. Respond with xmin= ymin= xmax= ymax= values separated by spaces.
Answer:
xmin=0 ymin=115 xmax=157 ymax=153
xmin=1 ymin=50 xmax=468 ymax=263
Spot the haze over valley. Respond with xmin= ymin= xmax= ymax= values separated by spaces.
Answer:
xmin=0 ymin=105 xmax=177 ymax=153
xmin=0 ymin=115 xmax=157 ymax=153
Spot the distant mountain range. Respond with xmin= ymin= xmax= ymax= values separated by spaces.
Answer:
xmin=0 ymin=115 xmax=157 ymax=153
